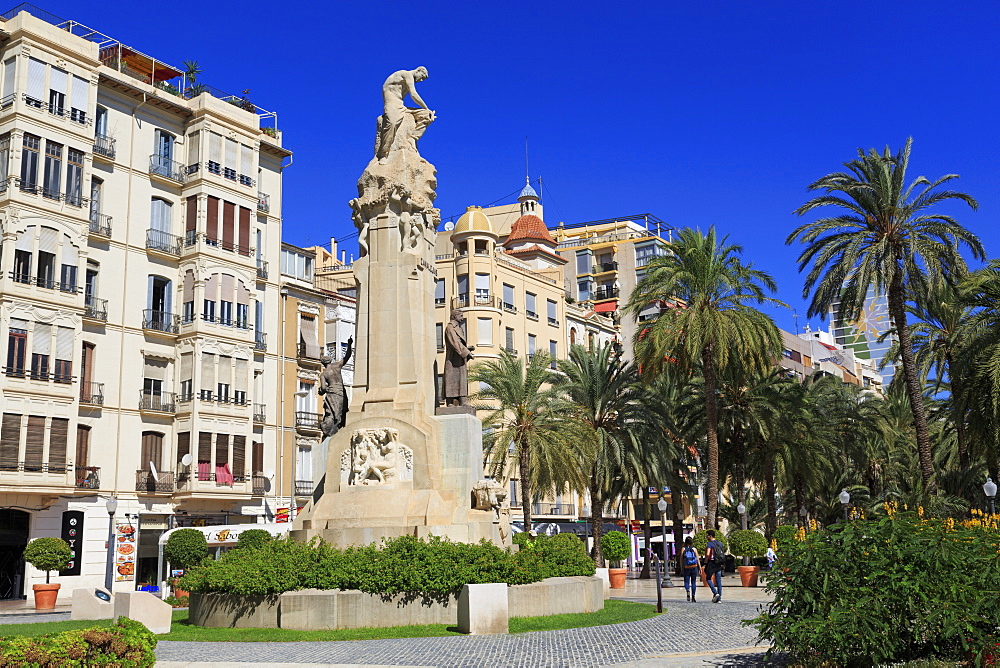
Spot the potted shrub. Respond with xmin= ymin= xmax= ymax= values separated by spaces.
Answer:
xmin=600 ymin=530 xmax=631 ymax=589
xmin=22 ymin=537 xmax=72 ymax=609
xmin=163 ymin=528 xmax=208 ymax=597
xmin=729 ymin=529 xmax=767 ymax=586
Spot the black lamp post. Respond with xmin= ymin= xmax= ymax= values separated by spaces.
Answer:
xmin=104 ymin=496 xmax=118 ymax=592
xmin=799 ymin=505 xmax=808 ymax=530
xmin=984 ymin=478 xmax=997 ymax=515
xmin=839 ymin=489 xmax=851 ymax=522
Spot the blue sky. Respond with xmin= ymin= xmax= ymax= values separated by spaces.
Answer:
xmin=33 ymin=0 xmax=1000 ymax=332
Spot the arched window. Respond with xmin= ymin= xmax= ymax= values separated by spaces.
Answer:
xmin=570 ymin=328 xmax=577 ymax=346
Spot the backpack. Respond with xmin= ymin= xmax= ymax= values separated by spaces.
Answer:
xmin=682 ymin=546 xmax=698 ymax=567
xmin=709 ymin=540 xmax=726 ymax=565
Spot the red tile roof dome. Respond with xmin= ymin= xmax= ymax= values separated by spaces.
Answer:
xmin=507 ymin=215 xmax=555 ymax=245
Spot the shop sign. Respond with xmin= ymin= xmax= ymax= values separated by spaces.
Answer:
xmin=59 ymin=511 xmax=84 ymax=576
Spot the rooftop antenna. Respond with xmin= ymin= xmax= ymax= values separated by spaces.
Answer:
xmin=793 ymin=309 xmax=800 ymax=335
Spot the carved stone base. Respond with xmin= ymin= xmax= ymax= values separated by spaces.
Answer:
xmin=435 ymin=405 xmax=477 ymax=416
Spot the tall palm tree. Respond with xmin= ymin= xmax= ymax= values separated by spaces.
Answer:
xmin=470 ymin=350 xmax=583 ymax=529
xmin=624 ymin=226 xmax=784 ymax=529
xmin=787 ymin=138 xmax=983 ymax=491
xmin=556 ymin=343 xmax=649 ymax=567
xmin=960 ymin=261 xmax=1000 ymax=478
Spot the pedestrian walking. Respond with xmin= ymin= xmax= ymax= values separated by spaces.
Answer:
xmin=680 ymin=536 xmax=702 ymax=602
xmin=704 ymin=529 xmax=726 ymax=603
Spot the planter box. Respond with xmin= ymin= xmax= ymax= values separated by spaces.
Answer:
xmin=189 ymin=593 xmax=281 ymax=628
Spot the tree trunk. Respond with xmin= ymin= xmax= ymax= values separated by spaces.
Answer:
xmin=671 ymin=485 xmax=684 ymax=577
xmin=764 ymin=444 xmax=777 ymax=540
xmin=640 ymin=484 xmax=653 ymax=579
xmin=794 ymin=473 xmax=805 ymax=527
xmin=950 ymin=357 xmax=969 ymax=470
xmin=590 ymin=470 xmax=605 ymax=567
xmin=732 ymin=422 xmax=746 ymax=523
xmin=887 ymin=271 xmax=937 ymax=493
xmin=518 ymin=439 xmax=532 ymax=530
xmin=702 ymin=343 xmax=721 ymax=529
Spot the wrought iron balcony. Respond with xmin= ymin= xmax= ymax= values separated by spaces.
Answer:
xmin=295 ymin=480 xmax=314 ymax=496
xmin=84 ymin=296 xmax=108 ymax=321
xmin=594 ymin=287 xmax=620 ymax=300
xmin=254 ymin=333 xmax=267 ymax=351
xmin=593 ymin=261 xmax=619 ymax=274
xmin=135 ymin=469 xmax=174 ymax=494
xmin=75 ymin=466 xmax=100 ymax=489
xmin=88 ymin=212 xmax=112 ymax=237
xmin=149 ymin=155 xmax=186 ymax=183
xmin=548 ymin=316 xmax=559 ymax=326
xmin=93 ymin=134 xmax=116 ymax=160
xmin=251 ymin=474 xmax=267 ymax=496
xmin=79 ymin=381 xmax=104 ymax=405
xmin=451 ymin=295 xmax=500 ymax=310
xmin=139 ymin=391 xmax=176 ymax=413
xmin=294 ymin=411 xmax=322 ymax=432
xmin=142 ymin=310 xmax=179 ymax=334
xmin=253 ymin=404 xmax=266 ymax=423
xmin=256 ymin=260 xmax=268 ymax=280
xmin=145 ymin=229 xmax=182 ymax=255
xmin=257 ymin=192 xmax=270 ymax=212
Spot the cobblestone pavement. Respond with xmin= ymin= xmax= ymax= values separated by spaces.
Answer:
xmin=0 ymin=611 xmax=71 ymax=625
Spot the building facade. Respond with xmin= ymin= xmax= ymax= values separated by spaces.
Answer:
xmin=0 ymin=7 xmax=290 ymax=598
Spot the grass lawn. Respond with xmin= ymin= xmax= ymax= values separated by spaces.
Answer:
xmin=0 ymin=600 xmax=657 ymax=642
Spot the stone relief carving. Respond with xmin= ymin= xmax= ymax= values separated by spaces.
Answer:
xmin=340 ymin=428 xmax=413 ymax=486
xmin=471 ymin=478 xmax=507 ymax=511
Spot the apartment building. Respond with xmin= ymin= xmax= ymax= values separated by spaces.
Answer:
xmin=0 ymin=7 xmax=290 ymax=599
xmin=788 ymin=326 xmax=884 ymax=394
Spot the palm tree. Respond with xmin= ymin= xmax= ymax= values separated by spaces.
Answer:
xmin=556 ymin=343 xmax=649 ymax=567
xmin=469 ymin=350 xmax=583 ymax=530
xmin=787 ymin=138 xmax=983 ymax=491
xmin=624 ymin=226 xmax=784 ymax=529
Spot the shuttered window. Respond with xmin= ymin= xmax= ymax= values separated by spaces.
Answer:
xmin=49 ymin=418 xmax=68 ymax=467
xmin=185 ymin=196 xmax=197 ymax=234
xmin=24 ymin=416 xmax=45 ymax=470
xmin=239 ymin=144 xmax=252 ymax=176
xmin=177 ymin=431 xmax=190 ymax=468
xmin=150 ymin=198 xmax=171 ymax=233
xmin=238 ymin=206 xmax=251 ymax=255
xmin=215 ymin=433 xmax=229 ymax=467
xmin=70 ymin=75 xmax=88 ymax=119
xmin=2 ymin=58 xmax=15 ymax=102
xmin=75 ymin=425 xmax=90 ymax=467
xmin=206 ymin=196 xmax=219 ymax=241
xmin=252 ymin=441 xmax=264 ymax=473
xmin=26 ymin=57 xmax=45 ymax=102
xmin=300 ymin=315 xmax=320 ymax=357
xmin=208 ymin=132 xmax=222 ymax=166
xmin=225 ymin=138 xmax=237 ymax=171
xmin=200 ymin=353 xmax=215 ymax=396
xmin=234 ymin=358 xmax=248 ymax=392
xmin=232 ymin=435 xmax=246 ymax=478
xmin=222 ymin=201 xmax=235 ymax=250
xmin=0 ymin=413 xmax=21 ymax=468
xmin=140 ymin=432 xmax=162 ymax=470
xmin=179 ymin=352 xmax=192 ymax=383
xmin=187 ymin=131 xmax=200 ymax=166
xmin=197 ymin=432 xmax=212 ymax=480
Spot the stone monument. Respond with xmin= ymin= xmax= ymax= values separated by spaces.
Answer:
xmin=292 ymin=68 xmax=502 ymax=547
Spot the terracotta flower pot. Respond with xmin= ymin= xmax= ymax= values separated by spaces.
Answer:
xmin=32 ymin=583 xmax=61 ymax=610
xmin=608 ymin=567 xmax=628 ymax=589
xmin=737 ymin=565 xmax=760 ymax=587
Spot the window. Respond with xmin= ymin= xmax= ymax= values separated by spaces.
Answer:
xmin=525 ymin=292 xmax=537 ymax=318
xmin=150 ymin=198 xmax=172 ymax=233
xmin=435 ymin=279 xmax=445 ymax=306
xmin=37 ymin=249 xmax=55 ymax=289
xmin=183 ymin=300 xmax=195 ymax=323
xmin=0 ymin=133 xmax=10 ymax=183
xmin=42 ymin=140 xmax=62 ymax=199
xmin=95 ymin=106 xmax=108 ymax=136
xmin=143 ymin=358 xmax=167 ymax=405
xmin=502 ymin=284 xmax=515 ymax=311
xmin=219 ymin=300 xmax=233 ymax=326
xmin=235 ymin=303 xmax=249 ymax=329
xmin=1 ymin=58 xmax=15 ymax=108
xmin=297 ymin=444 xmax=313 ymax=484
xmin=20 ymin=134 xmax=40 ymax=192
xmin=549 ymin=340 xmax=558 ymax=368
xmin=65 ymin=149 xmax=83 ymax=206
xmin=435 ymin=323 xmax=444 ymax=351
xmin=202 ymin=299 xmax=216 ymax=322
xmin=505 ymin=327 xmax=515 ymax=352
xmin=527 ymin=334 xmax=536 ymax=356
xmin=547 ymin=299 xmax=558 ymax=325
xmin=180 ymin=378 xmax=192 ymax=400
xmin=48 ymin=68 xmax=66 ymax=116
xmin=296 ymin=381 xmax=316 ymax=413
xmin=25 ymin=57 xmax=44 ymax=107
xmin=457 ymin=274 xmax=469 ymax=305
xmin=13 ymin=248 xmax=31 ymax=283
xmin=31 ymin=324 xmax=50 ymax=380
xmin=140 ymin=432 xmax=163 ymax=471
xmin=475 ymin=273 xmax=490 ymax=303
xmin=635 ymin=243 xmax=664 ymax=267
xmin=5 ymin=322 xmax=26 ymax=376
xmin=477 ymin=318 xmax=492 ymax=346
xmin=200 ymin=353 xmax=215 ymax=400
xmin=578 ymin=281 xmax=591 ymax=301
xmin=280 ymin=248 xmax=313 ymax=281
xmin=54 ymin=327 xmax=72 ymax=383
xmin=70 ymin=75 xmax=87 ymax=123
xmin=147 ymin=276 xmax=172 ymax=315
xmin=154 ymin=129 xmax=174 ymax=163
xmin=217 ymin=381 xmax=230 ymax=402
xmin=576 ymin=251 xmax=592 ymax=275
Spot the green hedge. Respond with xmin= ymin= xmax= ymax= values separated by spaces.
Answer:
xmin=164 ymin=529 xmax=209 ymax=571
xmin=747 ymin=511 xmax=1000 ymax=664
xmin=234 ymin=529 xmax=273 ymax=551
xmin=180 ymin=534 xmax=595 ymax=602
xmin=772 ymin=524 xmax=798 ymax=548
xmin=0 ymin=616 xmax=155 ymax=667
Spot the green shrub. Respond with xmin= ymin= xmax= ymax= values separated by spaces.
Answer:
xmin=728 ymin=529 xmax=767 ymax=558
xmin=181 ymin=534 xmax=594 ymax=602
xmin=691 ymin=530 xmax=727 ymax=554
xmin=164 ymin=529 xmax=209 ymax=571
xmin=747 ymin=511 xmax=1000 ymax=664
xmin=234 ymin=529 xmax=273 ymax=551
xmin=600 ymin=531 xmax=630 ymax=567
xmin=23 ymin=537 xmax=72 ymax=583
xmin=772 ymin=524 xmax=798 ymax=548
xmin=0 ymin=616 xmax=156 ymax=666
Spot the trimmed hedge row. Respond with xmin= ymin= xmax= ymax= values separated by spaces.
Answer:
xmin=180 ymin=534 xmax=595 ymax=602
xmin=0 ymin=617 xmax=155 ymax=667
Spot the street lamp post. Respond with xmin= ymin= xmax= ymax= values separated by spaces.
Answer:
xmin=799 ymin=505 xmax=808 ymax=531
xmin=984 ymin=478 xmax=997 ymax=515
xmin=737 ymin=501 xmax=748 ymax=566
xmin=104 ymin=497 xmax=118 ymax=592
xmin=657 ymin=496 xmax=672 ymax=587
xmin=839 ymin=489 xmax=851 ymax=522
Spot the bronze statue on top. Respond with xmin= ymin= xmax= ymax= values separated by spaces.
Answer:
xmin=319 ymin=336 xmax=353 ymax=438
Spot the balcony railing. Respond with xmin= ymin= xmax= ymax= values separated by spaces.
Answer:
xmin=0 ymin=461 xmax=72 ymax=473
xmin=142 ymin=310 xmax=179 ymax=334
xmin=256 ymin=260 xmax=268 ymax=280
xmin=294 ymin=411 xmax=322 ymax=431
xmin=149 ymin=155 xmax=186 ymax=183
xmin=176 ymin=471 xmax=250 ymax=489
xmin=252 ymin=473 xmax=267 ymax=496
xmin=294 ymin=480 xmax=314 ymax=496
xmin=451 ymin=295 xmax=500 ymax=310
xmin=533 ymin=502 xmax=576 ymax=516
xmin=79 ymin=381 xmax=104 ymax=405
xmin=75 ymin=466 xmax=100 ymax=489
xmin=253 ymin=404 xmax=266 ymax=423
xmin=257 ymin=192 xmax=270 ymax=213
xmin=139 ymin=391 xmax=176 ymax=413
xmin=93 ymin=134 xmax=116 ymax=160
xmin=84 ymin=296 xmax=108 ymax=321
xmin=593 ymin=261 xmax=619 ymax=273
xmin=146 ymin=229 xmax=182 ymax=255
xmin=594 ymin=287 xmax=620 ymax=300
xmin=88 ymin=212 xmax=112 ymax=237
xmin=7 ymin=271 xmax=79 ymax=293
xmin=254 ymin=333 xmax=267 ymax=351
xmin=135 ymin=469 xmax=174 ymax=493
xmin=502 ymin=302 xmax=517 ymax=313
xmin=548 ymin=316 xmax=559 ymax=326
xmin=297 ymin=342 xmax=322 ymax=361
xmin=193 ymin=233 xmax=255 ymax=257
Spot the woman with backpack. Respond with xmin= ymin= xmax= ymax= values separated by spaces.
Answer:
xmin=680 ymin=536 xmax=703 ymax=602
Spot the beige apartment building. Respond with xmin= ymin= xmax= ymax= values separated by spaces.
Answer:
xmin=0 ymin=7 xmax=292 ymax=599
